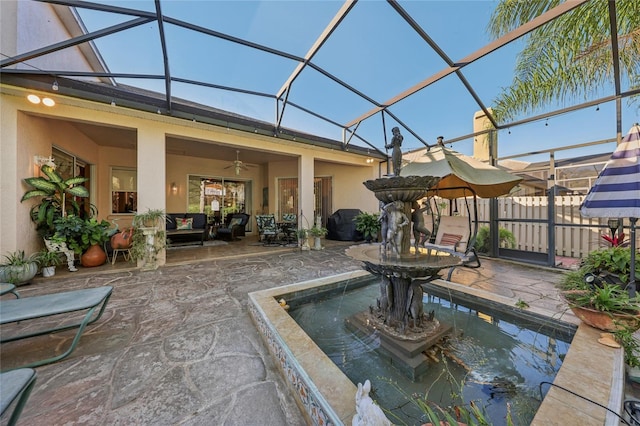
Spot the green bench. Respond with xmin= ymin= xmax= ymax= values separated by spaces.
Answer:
xmin=0 ymin=368 xmax=36 ymax=426
xmin=0 ymin=286 xmax=113 ymax=370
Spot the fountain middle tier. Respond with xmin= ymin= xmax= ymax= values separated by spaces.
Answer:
xmin=346 ymin=244 xmax=462 ymax=332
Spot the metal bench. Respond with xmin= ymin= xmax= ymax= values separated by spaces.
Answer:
xmin=0 ymin=368 xmax=36 ymax=426
xmin=0 ymin=286 xmax=113 ymax=369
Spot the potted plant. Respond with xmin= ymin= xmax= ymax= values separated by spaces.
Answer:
xmin=353 ymin=212 xmax=381 ymax=243
xmin=133 ymin=208 xmax=167 ymax=228
xmin=0 ymin=250 xmax=39 ymax=285
xmin=297 ymin=228 xmax=310 ymax=251
xmin=51 ymin=215 xmax=110 ymax=267
xmin=308 ymin=226 xmax=328 ymax=250
xmin=34 ymin=249 xmax=63 ymax=277
xmin=131 ymin=208 xmax=167 ymax=270
xmin=79 ymin=218 xmax=111 ymax=267
xmin=558 ymin=246 xmax=640 ymax=332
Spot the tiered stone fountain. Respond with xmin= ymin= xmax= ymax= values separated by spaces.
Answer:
xmin=345 ymin=142 xmax=462 ymax=379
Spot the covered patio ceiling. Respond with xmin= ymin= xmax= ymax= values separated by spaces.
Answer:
xmin=1 ymin=0 xmax=637 ymax=159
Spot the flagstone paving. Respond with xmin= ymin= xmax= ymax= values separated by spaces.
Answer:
xmin=0 ymin=239 xmax=618 ymax=425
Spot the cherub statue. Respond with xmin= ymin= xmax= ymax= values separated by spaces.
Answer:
xmin=411 ymin=200 xmax=431 ymax=250
xmin=384 ymin=200 xmax=409 ymax=255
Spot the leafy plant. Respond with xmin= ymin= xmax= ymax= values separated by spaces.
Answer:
xmin=20 ymin=164 xmax=89 ymax=238
xmin=133 ymin=208 xmax=167 ymax=228
xmin=353 ymin=212 xmax=381 ymax=241
xmin=570 ymin=284 xmax=640 ymax=315
xmin=602 ymin=232 xmax=626 ymax=247
xmin=1 ymin=250 xmax=37 ymax=266
xmin=614 ymin=328 xmax=640 ymax=368
xmin=81 ymin=218 xmax=111 ymax=248
xmin=33 ymin=249 xmax=63 ymax=268
xmin=308 ymin=226 xmax=328 ymax=238
xmin=51 ymin=215 xmax=110 ymax=254
xmin=476 ymin=225 xmax=516 ymax=253
xmin=582 ymin=246 xmax=639 ymax=284
xmin=296 ymin=228 xmax=308 ymax=239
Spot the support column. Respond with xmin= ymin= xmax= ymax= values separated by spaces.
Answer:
xmin=298 ymin=154 xmax=315 ymax=229
xmin=137 ymin=125 xmax=166 ymax=267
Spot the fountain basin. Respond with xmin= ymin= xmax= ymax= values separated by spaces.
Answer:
xmin=249 ymin=269 xmax=619 ymax=425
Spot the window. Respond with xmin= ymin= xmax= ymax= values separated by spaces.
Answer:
xmin=53 ymin=147 xmax=91 ymax=216
xmin=111 ymin=168 xmax=137 ymax=213
xmin=277 ymin=178 xmax=298 ymax=220
xmin=276 ymin=176 xmax=332 ymax=225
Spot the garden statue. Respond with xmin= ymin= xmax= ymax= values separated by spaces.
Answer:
xmin=352 ymin=380 xmax=392 ymax=426
xmin=382 ymin=200 xmax=409 ymax=255
xmin=378 ymin=200 xmax=389 ymax=250
xmin=44 ymin=239 xmax=77 ymax=272
xmin=385 ymin=127 xmax=403 ymax=176
xmin=411 ymin=200 xmax=431 ymax=250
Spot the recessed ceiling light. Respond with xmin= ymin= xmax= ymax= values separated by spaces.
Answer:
xmin=42 ymin=97 xmax=55 ymax=107
xmin=27 ymin=94 xmax=41 ymax=104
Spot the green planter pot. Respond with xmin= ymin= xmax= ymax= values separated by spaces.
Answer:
xmin=0 ymin=262 xmax=38 ymax=286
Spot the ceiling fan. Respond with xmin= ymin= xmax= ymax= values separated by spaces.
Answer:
xmin=224 ymin=150 xmax=254 ymax=175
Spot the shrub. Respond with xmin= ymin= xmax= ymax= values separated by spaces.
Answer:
xmin=476 ymin=226 xmax=516 ymax=253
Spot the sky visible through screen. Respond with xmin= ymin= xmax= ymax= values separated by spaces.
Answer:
xmin=76 ymin=0 xmax=638 ymax=163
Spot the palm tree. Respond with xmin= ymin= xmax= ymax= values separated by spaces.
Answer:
xmin=488 ymin=0 xmax=639 ymax=123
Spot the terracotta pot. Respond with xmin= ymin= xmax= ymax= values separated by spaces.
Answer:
xmin=81 ymin=244 xmax=107 ymax=267
xmin=569 ymin=305 xmax=640 ymax=332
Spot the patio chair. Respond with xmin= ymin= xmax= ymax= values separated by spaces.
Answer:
xmin=256 ymin=215 xmax=280 ymax=246
xmin=216 ymin=213 xmax=250 ymax=241
xmin=281 ymin=213 xmax=298 ymax=243
xmin=0 ymin=368 xmax=36 ymax=426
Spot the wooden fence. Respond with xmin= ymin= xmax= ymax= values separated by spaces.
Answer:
xmin=453 ymin=196 xmax=638 ymax=259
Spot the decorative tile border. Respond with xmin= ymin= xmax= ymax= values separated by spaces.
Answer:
xmin=249 ymin=300 xmax=337 ymax=426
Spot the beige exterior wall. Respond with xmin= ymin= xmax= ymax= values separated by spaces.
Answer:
xmin=0 ymin=86 xmax=380 ymax=257
xmin=8 ymin=1 xmax=100 ymax=76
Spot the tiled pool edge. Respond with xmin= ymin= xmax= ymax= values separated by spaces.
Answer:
xmin=249 ymin=273 xmax=625 ymax=426
xmin=249 ymin=271 xmax=368 ymax=426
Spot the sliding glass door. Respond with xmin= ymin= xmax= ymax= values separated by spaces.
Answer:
xmin=187 ymin=175 xmax=252 ymax=227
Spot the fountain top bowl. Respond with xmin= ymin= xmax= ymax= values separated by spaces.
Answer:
xmin=363 ymin=175 xmax=441 ymax=203
xmin=345 ymin=244 xmax=462 ymax=279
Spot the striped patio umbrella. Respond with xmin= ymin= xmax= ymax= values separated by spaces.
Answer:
xmin=580 ymin=123 xmax=640 ymax=294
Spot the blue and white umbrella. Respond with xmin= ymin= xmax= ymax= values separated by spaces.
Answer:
xmin=580 ymin=123 xmax=640 ymax=294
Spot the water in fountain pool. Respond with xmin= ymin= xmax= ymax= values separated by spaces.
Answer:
xmin=288 ymin=278 xmax=573 ymax=425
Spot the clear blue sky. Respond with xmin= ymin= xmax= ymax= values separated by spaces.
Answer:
xmin=77 ymin=0 xmax=638 ymax=163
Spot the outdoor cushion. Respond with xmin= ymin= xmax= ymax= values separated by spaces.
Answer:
xmin=440 ymin=233 xmax=462 ymax=247
xmin=176 ymin=218 xmax=193 ymax=230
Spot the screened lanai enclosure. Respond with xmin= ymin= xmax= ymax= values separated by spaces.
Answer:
xmin=1 ymin=0 xmax=638 ymax=265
